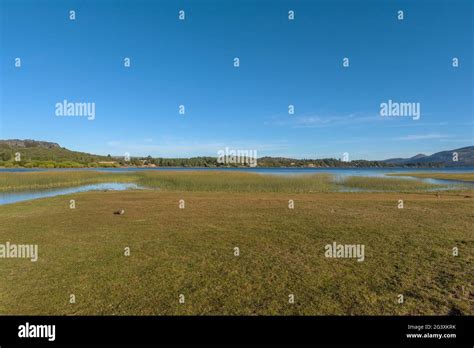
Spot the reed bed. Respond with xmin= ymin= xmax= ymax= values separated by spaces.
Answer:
xmin=135 ymin=171 xmax=336 ymax=192
xmin=337 ymin=176 xmax=442 ymax=191
xmin=0 ymin=170 xmax=458 ymax=193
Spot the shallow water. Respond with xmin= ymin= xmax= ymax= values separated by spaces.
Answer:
xmin=0 ymin=182 xmax=140 ymax=205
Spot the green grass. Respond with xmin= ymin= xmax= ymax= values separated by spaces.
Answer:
xmin=337 ymin=176 xmax=442 ymax=191
xmin=135 ymin=171 xmax=336 ymax=192
xmin=0 ymin=171 xmax=336 ymax=193
xmin=0 ymin=171 xmax=455 ymax=193
xmin=0 ymin=190 xmax=472 ymax=315
xmin=387 ymin=172 xmax=474 ymax=182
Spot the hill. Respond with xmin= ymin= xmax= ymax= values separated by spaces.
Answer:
xmin=0 ymin=139 xmax=110 ymax=167
xmin=382 ymin=146 xmax=474 ymax=167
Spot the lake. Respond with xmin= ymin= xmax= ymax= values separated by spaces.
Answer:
xmin=2 ymin=166 xmax=474 ymax=176
xmin=0 ymin=183 xmax=140 ymax=205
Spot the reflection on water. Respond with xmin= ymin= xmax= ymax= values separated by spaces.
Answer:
xmin=331 ymin=174 xmax=473 ymax=189
xmin=0 ymin=183 xmax=140 ymax=205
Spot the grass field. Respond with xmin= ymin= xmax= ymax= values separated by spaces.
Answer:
xmin=0 ymin=171 xmax=472 ymax=315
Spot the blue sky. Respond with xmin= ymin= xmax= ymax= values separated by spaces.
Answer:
xmin=1 ymin=0 xmax=473 ymax=159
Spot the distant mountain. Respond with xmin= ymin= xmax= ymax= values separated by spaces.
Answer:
xmin=383 ymin=154 xmax=426 ymax=165
xmin=0 ymin=139 xmax=109 ymax=166
xmin=411 ymin=154 xmax=428 ymax=160
xmin=1 ymin=139 xmax=61 ymax=149
xmin=382 ymin=146 xmax=474 ymax=167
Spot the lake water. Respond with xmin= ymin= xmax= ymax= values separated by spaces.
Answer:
xmin=2 ymin=166 xmax=474 ymax=176
xmin=0 ymin=182 xmax=140 ymax=205
xmin=0 ymin=167 xmax=473 ymax=205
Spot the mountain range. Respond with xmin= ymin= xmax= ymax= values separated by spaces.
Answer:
xmin=381 ymin=146 xmax=474 ymax=166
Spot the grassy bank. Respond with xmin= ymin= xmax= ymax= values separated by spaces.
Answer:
xmin=336 ymin=176 xmax=441 ymax=191
xmin=136 ymin=171 xmax=336 ymax=192
xmin=0 ymin=171 xmax=336 ymax=193
xmin=0 ymin=171 xmax=449 ymax=193
xmin=387 ymin=172 xmax=474 ymax=182
xmin=0 ymin=189 xmax=472 ymax=315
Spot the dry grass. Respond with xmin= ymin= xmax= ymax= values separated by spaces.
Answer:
xmin=0 ymin=189 xmax=472 ymax=315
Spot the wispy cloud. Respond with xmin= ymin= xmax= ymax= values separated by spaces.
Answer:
xmin=267 ymin=112 xmax=380 ymax=129
xmin=439 ymin=138 xmax=474 ymax=143
xmin=393 ymin=133 xmax=449 ymax=141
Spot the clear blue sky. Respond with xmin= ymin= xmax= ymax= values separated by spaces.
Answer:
xmin=1 ymin=0 xmax=472 ymax=159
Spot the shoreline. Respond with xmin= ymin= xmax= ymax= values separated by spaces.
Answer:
xmin=1 ymin=165 xmax=473 ymax=170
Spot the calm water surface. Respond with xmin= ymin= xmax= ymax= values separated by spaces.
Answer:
xmin=0 ymin=183 xmax=140 ymax=205
xmin=1 ymin=166 xmax=474 ymax=176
